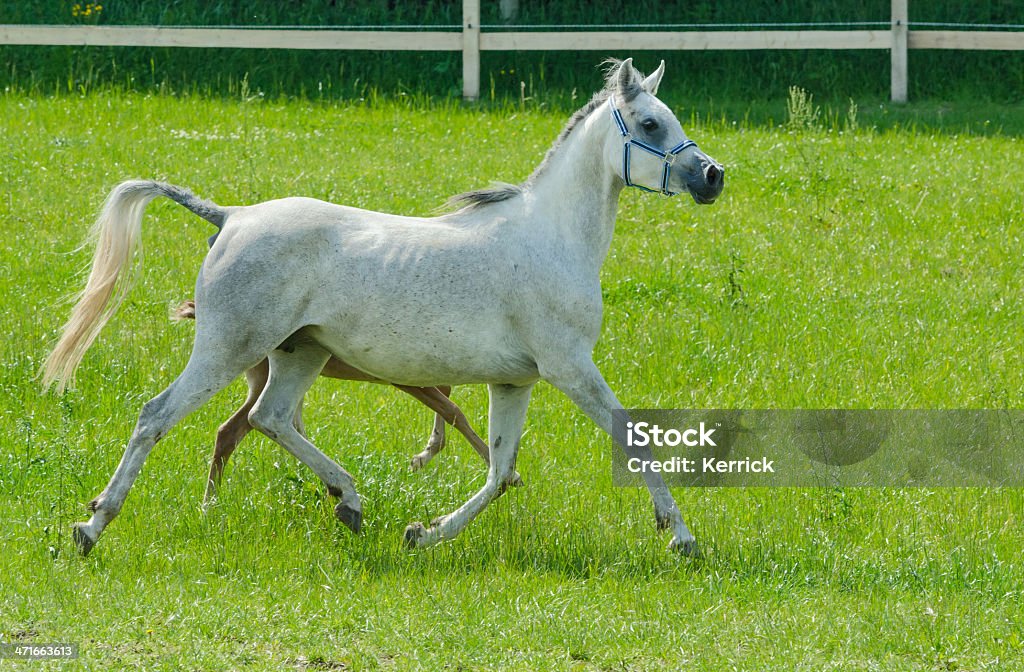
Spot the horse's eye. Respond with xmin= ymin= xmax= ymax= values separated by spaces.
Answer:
xmin=640 ymin=119 xmax=659 ymax=133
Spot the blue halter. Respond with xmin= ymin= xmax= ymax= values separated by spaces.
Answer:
xmin=610 ymin=98 xmax=698 ymax=197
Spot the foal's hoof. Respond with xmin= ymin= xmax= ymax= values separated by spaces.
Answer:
xmin=409 ymin=452 xmax=432 ymax=472
xmin=72 ymin=523 xmax=97 ymax=557
xmin=403 ymin=522 xmax=428 ymax=549
xmin=669 ymin=534 xmax=701 ymax=558
xmin=334 ymin=502 xmax=362 ymax=534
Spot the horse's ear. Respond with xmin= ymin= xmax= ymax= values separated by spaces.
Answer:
xmin=641 ymin=60 xmax=665 ymax=95
xmin=615 ymin=57 xmax=642 ymax=101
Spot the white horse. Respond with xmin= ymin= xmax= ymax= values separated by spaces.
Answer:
xmin=43 ymin=58 xmax=724 ymax=557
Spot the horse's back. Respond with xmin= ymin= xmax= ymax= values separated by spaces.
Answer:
xmin=194 ymin=195 xmax=539 ymax=386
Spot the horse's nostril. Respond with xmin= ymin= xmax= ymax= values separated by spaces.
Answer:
xmin=706 ymin=164 xmax=723 ymax=187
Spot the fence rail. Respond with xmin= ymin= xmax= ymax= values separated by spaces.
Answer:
xmin=0 ymin=25 xmax=462 ymax=51
xmin=1 ymin=0 xmax=1022 ymax=102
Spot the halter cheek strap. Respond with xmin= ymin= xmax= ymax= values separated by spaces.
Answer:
xmin=610 ymin=98 xmax=697 ymax=197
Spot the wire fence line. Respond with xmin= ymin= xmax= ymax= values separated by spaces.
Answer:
xmin=1 ymin=0 xmax=1022 ymax=101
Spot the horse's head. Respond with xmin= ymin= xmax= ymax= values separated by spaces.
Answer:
xmin=603 ymin=58 xmax=723 ymax=204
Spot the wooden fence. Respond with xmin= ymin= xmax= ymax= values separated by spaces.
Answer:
xmin=2 ymin=0 xmax=1022 ymax=102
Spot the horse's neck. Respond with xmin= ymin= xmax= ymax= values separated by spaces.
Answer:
xmin=526 ymin=108 xmax=622 ymax=269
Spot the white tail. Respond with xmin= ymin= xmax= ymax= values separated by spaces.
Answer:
xmin=41 ymin=181 xmax=168 ymax=393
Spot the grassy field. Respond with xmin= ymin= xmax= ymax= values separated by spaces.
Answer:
xmin=2 ymin=88 xmax=1024 ymax=670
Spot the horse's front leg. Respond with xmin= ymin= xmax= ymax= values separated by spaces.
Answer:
xmin=398 ymin=384 xmax=523 ymax=486
xmin=404 ymin=383 xmax=534 ymax=548
xmin=541 ymin=357 xmax=698 ymax=556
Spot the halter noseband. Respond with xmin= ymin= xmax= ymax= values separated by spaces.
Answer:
xmin=610 ymin=97 xmax=697 ymax=197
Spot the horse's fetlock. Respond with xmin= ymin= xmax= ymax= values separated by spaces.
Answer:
xmin=88 ymin=494 xmax=119 ymax=518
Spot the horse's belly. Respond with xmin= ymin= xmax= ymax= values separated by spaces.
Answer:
xmin=306 ymin=322 xmax=539 ymax=387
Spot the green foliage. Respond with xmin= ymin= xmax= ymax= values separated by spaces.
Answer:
xmin=1 ymin=91 xmax=1023 ymax=668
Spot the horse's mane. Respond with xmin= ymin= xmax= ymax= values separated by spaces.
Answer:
xmin=446 ymin=61 xmax=630 ymax=213
xmin=445 ymin=182 xmax=524 ymax=211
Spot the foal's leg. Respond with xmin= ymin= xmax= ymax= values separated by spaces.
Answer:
xmin=204 ymin=360 xmax=270 ymax=504
xmin=409 ymin=385 xmax=451 ymax=471
xmin=248 ymin=342 xmax=363 ymax=533
xmin=404 ymin=383 xmax=533 ymax=549
xmin=542 ymin=357 xmax=698 ymax=556
xmin=402 ymin=385 xmax=484 ymax=467
xmin=73 ymin=350 xmax=254 ymax=556
xmin=318 ymin=359 xmax=469 ymax=475
xmin=399 ymin=385 xmax=523 ymax=486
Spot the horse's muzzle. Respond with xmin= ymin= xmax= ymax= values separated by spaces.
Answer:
xmin=688 ymin=156 xmax=725 ymax=204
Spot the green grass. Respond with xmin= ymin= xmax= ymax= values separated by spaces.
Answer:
xmin=2 ymin=89 xmax=1024 ymax=670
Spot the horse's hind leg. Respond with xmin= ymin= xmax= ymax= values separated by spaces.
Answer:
xmin=248 ymin=341 xmax=363 ymax=533
xmin=73 ymin=350 xmax=253 ymax=556
xmin=204 ymin=360 xmax=270 ymax=505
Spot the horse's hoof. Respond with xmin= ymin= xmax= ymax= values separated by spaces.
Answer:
xmin=409 ymin=453 xmax=430 ymax=472
xmin=403 ymin=522 xmax=427 ymax=549
xmin=507 ymin=471 xmax=525 ymax=488
xmin=334 ymin=502 xmax=362 ymax=534
xmin=72 ymin=524 xmax=96 ymax=557
xmin=669 ymin=534 xmax=701 ymax=558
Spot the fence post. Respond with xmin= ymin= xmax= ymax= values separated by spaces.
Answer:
xmin=891 ymin=0 xmax=908 ymax=102
xmin=462 ymin=0 xmax=481 ymax=100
